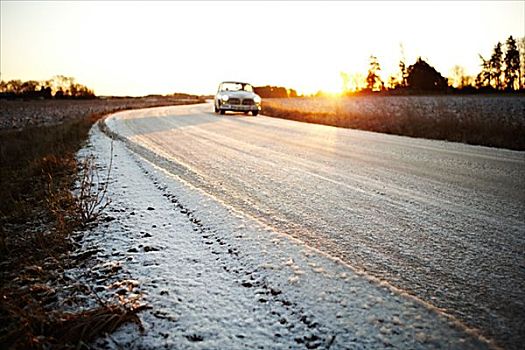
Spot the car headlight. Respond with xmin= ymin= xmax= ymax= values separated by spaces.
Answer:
xmin=221 ymin=95 xmax=229 ymax=102
xmin=254 ymin=95 xmax=261 ymax=103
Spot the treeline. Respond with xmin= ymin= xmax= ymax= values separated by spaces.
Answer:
xmin=261 ymin=35 xmax=525 ymax=98
xmin=344 ymin=35 xmax=525 ymax=95
xmin=476 ymin=36 xmax=522 ymax=91
xmin=0 ymin=75 xmax=96 ymax=100
xmin=254 ymin=86 xmax=298 ymax=98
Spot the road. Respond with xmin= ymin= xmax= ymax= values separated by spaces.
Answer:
xmin=106 ymin=103 xmax=525 ymax=349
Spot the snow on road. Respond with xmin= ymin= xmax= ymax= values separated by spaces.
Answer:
xmin=77 ymin=118 xmax=491 ymax=349
xmin=99 ymin=103 xmax=524 ymax=349
xmin=74 ymin=102 xmax=525 ymax=348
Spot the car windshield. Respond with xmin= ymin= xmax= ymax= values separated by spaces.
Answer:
xmin=220 ymin=82 xmax=254 ymax=93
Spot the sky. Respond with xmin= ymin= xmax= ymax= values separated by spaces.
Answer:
xmin=1 ymin=1 xmax=524 ymax=96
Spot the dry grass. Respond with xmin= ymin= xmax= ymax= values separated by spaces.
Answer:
xmin=1 ymin=287 xmax=147 ymax=349
xmin=262 ymin=95 xmax=525 ymax=150
xmin=0 ymin=98 xmax=202 ymax=348
xmin=75 ymin=143 xmax=113 ymax=224
xmin=0 ymin=118 xmax=94 ymax=256
xmin=0 ymin=116 xmax=122 ymax=349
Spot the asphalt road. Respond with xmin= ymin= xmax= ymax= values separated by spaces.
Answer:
xmin=106 ymin=103 xmax=525 ymax=349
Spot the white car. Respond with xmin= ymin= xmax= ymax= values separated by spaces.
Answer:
xmin=214 ymin=81 xmax=261 ymax=116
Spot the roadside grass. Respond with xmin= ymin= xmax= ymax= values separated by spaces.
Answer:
xmin=261 ymin=96 xmax=525 ymax=150
xmin=0 ymin=115 xmax=138 ymax=349
xmin=0 ymin=99 xmax=201 ymax=348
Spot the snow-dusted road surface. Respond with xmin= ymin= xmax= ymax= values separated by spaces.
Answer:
xmin=97 ymin=103 xmax=524 ymax=348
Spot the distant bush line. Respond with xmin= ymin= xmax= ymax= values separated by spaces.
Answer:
xmin=0 ymin=76 xmax=205 ymax=101
xmin=0 ymin=75 xmax=96 ymax=100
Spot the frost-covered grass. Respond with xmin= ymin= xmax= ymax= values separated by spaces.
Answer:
xmin=0 ymin=97 xmax=203 ymax=130
xmin=262 ymin=95 xmax=525 ymax=150
xmin=0 ymin=116 xmax=141 ymax=349
xmin=0 ymin=98 xmax=202 ymax=349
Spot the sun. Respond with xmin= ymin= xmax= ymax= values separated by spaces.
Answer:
xmin=317 ymin=78 xmax=344 ymax=96
xmin=295 ymin=78 xmax=344 ymax=97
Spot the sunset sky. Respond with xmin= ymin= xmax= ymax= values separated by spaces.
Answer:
xmin=1 ymin=1 xmax=524 ymax=96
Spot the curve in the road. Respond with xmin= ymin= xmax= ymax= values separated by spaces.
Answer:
xmin=104 ymin=103 xmax=525 ymax=349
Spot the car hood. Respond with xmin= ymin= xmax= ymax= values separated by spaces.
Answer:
xmin=220 ymin=90 xmax=259 ymax=99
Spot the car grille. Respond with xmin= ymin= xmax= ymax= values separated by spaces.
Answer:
xmin=242 ymin=99 xmax=255 ymax=105
xmin=229 ymin=98 xmax=241 ymax=105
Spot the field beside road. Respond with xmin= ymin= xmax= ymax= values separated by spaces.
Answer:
xmin=0 ymin=97 xmax=204 ymax=349
xmin=0 ymin=96 xmax=203 ymax=130
xmin=262 ymin=95 xmax=525 ymax=150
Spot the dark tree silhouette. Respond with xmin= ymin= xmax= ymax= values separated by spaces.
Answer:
xmin=504 ymin=35 xmax=521 ymax=90
xmin=54 ymin=88 xmax=65 ymax=99
xmin=20 ymin=80 xmax=39 ymax=96
xmin=489 ymin=42 xmax=503 ymax=89
xmin=366 ymin=55 xmax=383 ymax=91
xmin=0 ymin=76 xmax=95 ymax=99
xmin=398 ymin=43 xmax=408 ymax=88
xmin=406 ymin=57 xmax=447 ymax=91
xmin=387 ymin=75 xmax=398 ymax=89
xmin=476 ymin=54 xmax=491 ymax=89
xmin=7 ymin=80 xmax=22 ymax=95
xmin=519 ymin=37 xmax=525 ymax=89
xmin=40 ymin=85 xmax=53 ymax=99
xmin=254 ymin=86 xmax=289 ymax=98
xmin=398 ymin=60 xmax=407 ymax=88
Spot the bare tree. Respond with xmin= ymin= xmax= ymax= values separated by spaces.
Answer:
xmin=476 ymin=54 xmax=491 ymax=88
xmin=366 ymin=55 xmax=383 ymax=91
xmin=6 ymin=80 xmax=23 ymax=94
xmin=350 ymin=72 xmax=366 ymax=92
xmin=20 ymin=80 xmax=39 ymax=95
xmin=387 ymin=75 xmax=399 ymax=90
xmin=450 ymin=65 xmax=466 ymax=88
xmin=519 ymin=36 xmax=525 ymax=89
xmin=398 ymin=42 xmax=408 ymax=87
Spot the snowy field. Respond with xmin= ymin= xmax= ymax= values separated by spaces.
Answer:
xmin=0 ymin=98 xmax=201 ymax=130
xmin=262 ymin=95 xmax=525 ymax=150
